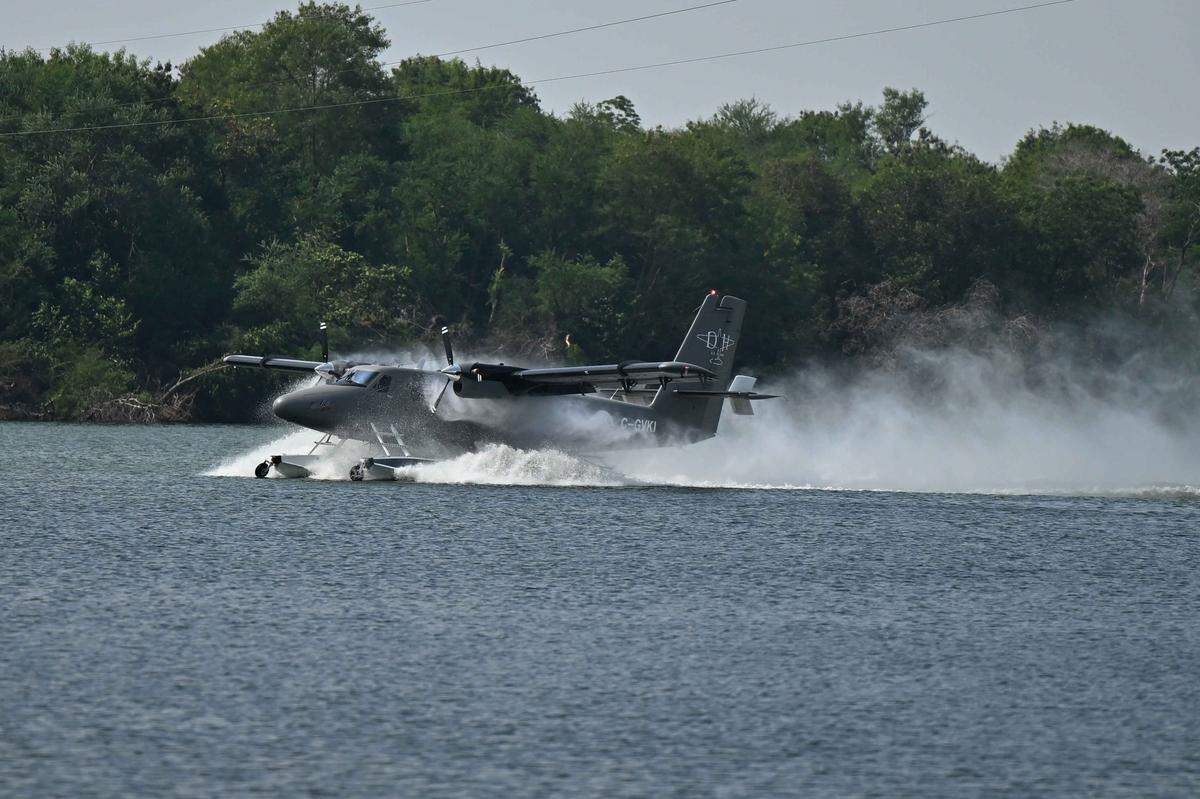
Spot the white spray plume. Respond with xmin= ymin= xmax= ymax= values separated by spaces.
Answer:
xmin=609 ymin=342 xmax=1200 ymax=494
xmin=397 ymin=444 xmax=626 ymax=487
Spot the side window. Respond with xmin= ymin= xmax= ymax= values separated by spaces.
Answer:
xmin=374 ymin=375 xmax=391 ymax=394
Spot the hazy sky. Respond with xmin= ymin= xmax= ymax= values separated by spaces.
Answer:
xmin=3 ymin=0 xmax=1197 ymax=162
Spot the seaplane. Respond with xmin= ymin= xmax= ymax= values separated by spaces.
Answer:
xmin=223 ymin=291 xmax=776 ymax=480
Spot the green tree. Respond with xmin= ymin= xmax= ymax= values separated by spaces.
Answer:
xmin=1003 ymin=125 xmax=1151 ymax=307
xmin=750 ymin=155 xmax=866 ymax=354
xmin=0 ymin=45 xmax=226 ymax=381
xmin=765 ymin=101 xmax=877 ymax=182
xmin=390 ymin=56 xmax=539 ymax=128
xmin=860 ymin=147 xmax=1015 ymax=304
xmin=711 ymin=97 xmax=779 ymax=148
xmin=873 ymin=87 xmax=928 ymax=154
xmin=531 ymin=251 xmax=629 ymax=357
xmin=595 ymin=129 xmax=754 ymax=352
xmin=179 ymin=2 xmax=395 ymax=177
xmin=387 ymin=66 xmax=549 ymax=319
xmin=1159 ymin=148 xmax=1200 ymax=302
xmin=234 ymin=234 xmax=415 ymax=350
xmin=47 ymin=346 xmax=134 ymax=419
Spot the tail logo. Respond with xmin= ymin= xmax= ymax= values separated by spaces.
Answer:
xmin=696 ymin=329 xmax=735 ymax=366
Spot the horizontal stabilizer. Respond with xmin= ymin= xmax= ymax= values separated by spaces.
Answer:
xmin=673 ymin=389 xmax=778 ymax=416
xmin=674 ymin=374 xmax=777 ymax=416
xmin=672 ymin=390 xmax=778 ymax=399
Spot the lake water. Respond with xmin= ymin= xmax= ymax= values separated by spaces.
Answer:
xmin=1 ymin=421 xmax=1198 ymax=797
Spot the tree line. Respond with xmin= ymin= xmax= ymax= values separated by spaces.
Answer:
xmin=1 ymin=2 xmax=1197 ymax=420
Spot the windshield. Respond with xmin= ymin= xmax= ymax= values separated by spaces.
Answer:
xmin=335 ymin=369 xmax=378 ymax=387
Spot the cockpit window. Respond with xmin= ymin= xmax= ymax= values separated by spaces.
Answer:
xmin=336 ymin=369 xmax=378 ymax=387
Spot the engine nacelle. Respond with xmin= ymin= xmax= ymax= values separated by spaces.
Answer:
xmin=452 ymin=378 xmax=510 ymax=399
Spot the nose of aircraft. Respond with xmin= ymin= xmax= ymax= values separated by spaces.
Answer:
xmin=270 ymin=385 xmax=352 ymax=434
xmin=271 ymin=392 xmax=303 ymax=424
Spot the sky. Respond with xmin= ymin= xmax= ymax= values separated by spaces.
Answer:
xmin=2 ymin=0 xmax=1197 ymax=163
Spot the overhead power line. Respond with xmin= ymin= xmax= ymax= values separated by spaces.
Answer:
xmin=429 ymin=0 xmax=738 ymax=58
xmin=529 ymin=0 xmax=1079 ymax=84
xmin=18 ymin=0 xmax=434 ymax=53
xmin=0 ymin=0 xmax=739 ymax=125
xmin=0 ymin=0 xmax=1077 ymax=140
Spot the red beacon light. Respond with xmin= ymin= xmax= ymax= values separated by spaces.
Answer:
xmin=708 ymin=288 xmax=718 ymax=296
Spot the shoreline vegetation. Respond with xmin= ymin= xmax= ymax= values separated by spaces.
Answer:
xmin=1 ymin=3 xmax=1197 ymax=423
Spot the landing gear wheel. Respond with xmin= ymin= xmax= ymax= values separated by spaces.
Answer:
xmin=254 ymin=461 xmax=271 ymax=479
xmin=349 ymin=464 xmax=364 ymax=482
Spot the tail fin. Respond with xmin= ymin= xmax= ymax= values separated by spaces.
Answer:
xmin=674 ymin=292 xmax=746 ymax=389
xmin=652 ymin=293 xmax=747 ymax=438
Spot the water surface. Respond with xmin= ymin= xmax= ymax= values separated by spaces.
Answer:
xmin=1 ymin=422 xmax=1197 ymax=797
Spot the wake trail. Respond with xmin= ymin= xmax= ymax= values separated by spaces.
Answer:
xmin=203 ymin=430 xmax=1200 ymax=495
xmin=396 ymin=445 xmax=628 ymax=487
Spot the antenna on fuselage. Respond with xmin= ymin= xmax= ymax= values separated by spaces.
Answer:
xmin=319 ymin=321 xmax=329 ymax=364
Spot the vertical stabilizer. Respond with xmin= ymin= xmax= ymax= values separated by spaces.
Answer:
xmin=652 ymin=293 xmax=747 ymax=438
xmin=673 ymin=292 xmax=745 ymax=390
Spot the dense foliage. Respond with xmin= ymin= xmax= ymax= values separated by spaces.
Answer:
xmin=1 ymin=3 xmax=1197 ymax=420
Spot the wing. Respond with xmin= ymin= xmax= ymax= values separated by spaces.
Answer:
xmin=512 ymin=360 xmax=715 ymax=386
xmin=444 ymin=360 xmax=717 ymax=397
xmin=223 ymin=354 xmax=332 ymax=372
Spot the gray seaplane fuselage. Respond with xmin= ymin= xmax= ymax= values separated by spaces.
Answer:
xmin=272 ymin=366 xmax=693 ymax=455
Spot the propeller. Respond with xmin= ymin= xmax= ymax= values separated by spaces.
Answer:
xmin=315 ymin=321 xmax=339 ymax=381
xmin=430 ymin=324 xmax=459 ymax=413
xmin=430 ymin=377 xmax=452 ymax=412
xmin=313 ymin=321 xmax=354 ymax=381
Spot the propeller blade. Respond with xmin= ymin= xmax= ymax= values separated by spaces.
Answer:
xmin=441 ymin=325 xmax=454 ymax=366
xmin=430 ymin=378 xmax=451 ymax=413
xmin=319 ymin=321 xmax=329 ymax=363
